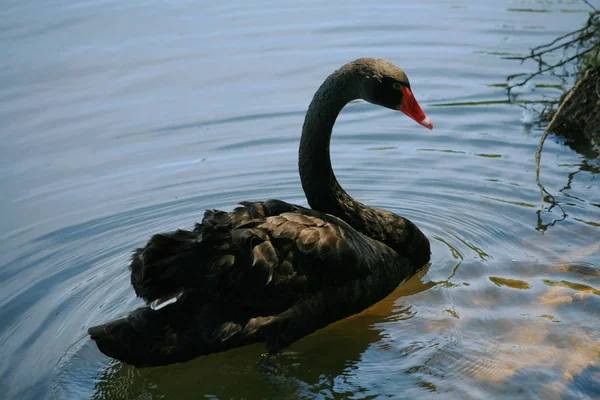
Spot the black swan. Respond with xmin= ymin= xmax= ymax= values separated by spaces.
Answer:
xmin=88 ymin=58 xmax=433 ymax=367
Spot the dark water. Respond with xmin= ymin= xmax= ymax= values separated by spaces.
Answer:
xmin=1 ymin=1 xmax=599 ymax=399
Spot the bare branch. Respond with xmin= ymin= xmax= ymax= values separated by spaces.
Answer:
xmin=507 ymin=47 xmax=597 ymax=96
xmin=503 ymin=31 xmax=594 ymax=61
xmin=505 ymin=11 xmax=599 ymax=97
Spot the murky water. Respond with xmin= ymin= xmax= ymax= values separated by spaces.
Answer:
xmin=1 ymin=1 xmax=599 ymax=399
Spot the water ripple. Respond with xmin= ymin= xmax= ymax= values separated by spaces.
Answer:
xmin=1 ymin=1 xmax=598 ymax=399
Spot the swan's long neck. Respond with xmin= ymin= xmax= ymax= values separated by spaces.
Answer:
xmin=298 ymin=63 xmax=431 ymax=266
xmin=299 ymin=72 xmax=366 ymax=224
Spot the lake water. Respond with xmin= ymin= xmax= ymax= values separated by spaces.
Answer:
xmin=1 ymin=1 xmax=599 ymax=399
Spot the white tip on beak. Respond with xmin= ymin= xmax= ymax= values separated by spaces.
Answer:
xmin=420 ymin=117 xmax=434 ymax=130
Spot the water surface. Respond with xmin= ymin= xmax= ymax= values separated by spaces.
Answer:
xmin=1 ymin=1 xmax=599 ymax=399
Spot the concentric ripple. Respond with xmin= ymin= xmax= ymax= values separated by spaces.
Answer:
xmin=0 ymin=1 xmax=598 ymax=399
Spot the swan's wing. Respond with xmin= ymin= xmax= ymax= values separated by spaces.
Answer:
xmin=129 ymin=199 xmax=386 ymax=306
xmin=252 ymin=212 xmax=373 ymax=284
xmin=95 ymin=200 xmax=397 ymax=366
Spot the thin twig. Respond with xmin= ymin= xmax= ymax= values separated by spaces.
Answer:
xmin=506 ymin=11 xmax=599 ymax=96
xmin=583 ymin=0 xmax=597 ymax=12
xmin=530 ymin=26 xmax=588 ymax=52
xmin=503 ymin=31 xmax=594 ymax=61
xmin=507 ymin=47 xmax=596 ymax=95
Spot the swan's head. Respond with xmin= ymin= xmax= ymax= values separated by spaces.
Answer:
xmin=350 ymin=58 xmax=433 ymax=130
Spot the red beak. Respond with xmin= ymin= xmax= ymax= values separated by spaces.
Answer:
xmin=398 ymin=87 xmax=433 ymax=130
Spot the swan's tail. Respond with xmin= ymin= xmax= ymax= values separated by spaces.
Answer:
xmin=88 ymin=302 xmax=266 ymax=367
xmin=88 ymin=308 xmax=161 ymax=367
xmin=90 ymin=204 xmax=294 ymax=366
xmin=128 ymin=210 xmax=238 ymax=304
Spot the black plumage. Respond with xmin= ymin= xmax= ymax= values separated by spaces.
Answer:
xmin=88 ymin=58 xmax=432 ymax=367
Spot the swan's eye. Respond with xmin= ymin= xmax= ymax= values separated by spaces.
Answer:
xmin=392 ymin=82 xmax=403 ymax=90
